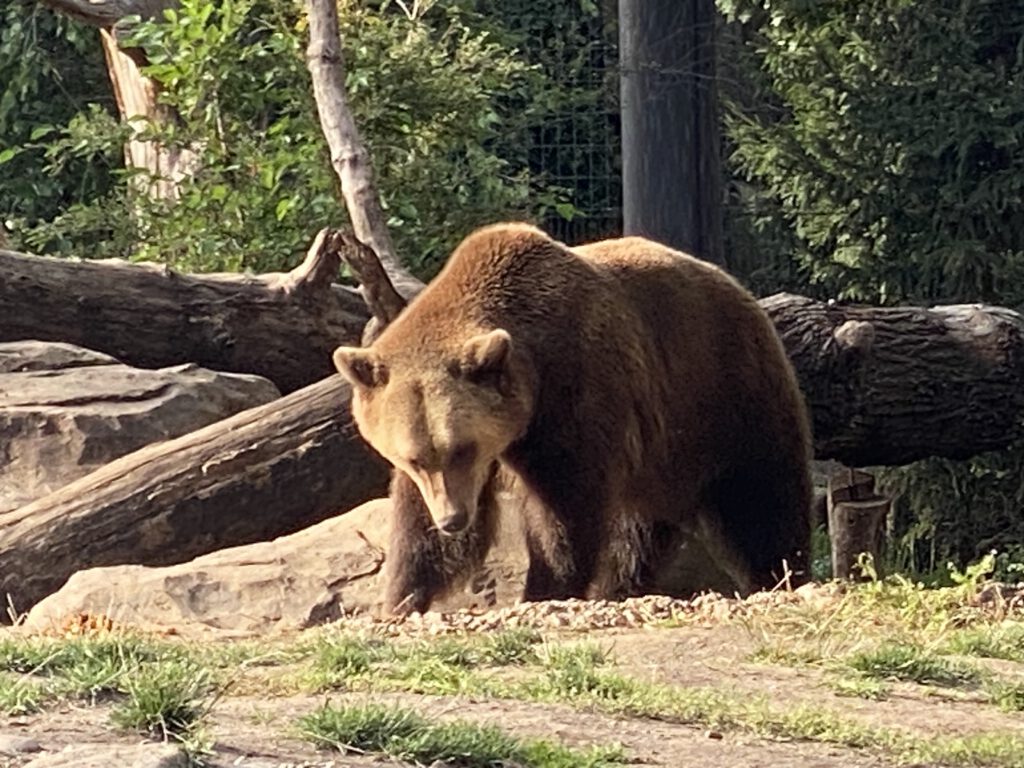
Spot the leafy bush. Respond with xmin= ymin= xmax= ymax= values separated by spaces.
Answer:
xmin=719 ymin=0 xmax=1024 ymax=575
xmin=720 ymin=0 xmax=1024 ymax=307
xmin=0 ymin=2 xmax=118 ymax=238
xmin=5 ymin=0 xmax=568 ymax=275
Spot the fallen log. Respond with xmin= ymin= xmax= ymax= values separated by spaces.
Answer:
xmin=0 ymin=374 xmax=389 ymax=615
xmin=0 ymin=230 xmax=368 ymax=393
xmin=764 ymin=294 xmax=1024 ymax=467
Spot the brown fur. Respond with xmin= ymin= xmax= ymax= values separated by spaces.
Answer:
xmin=334 ymin=223 xmax=813 ymax=614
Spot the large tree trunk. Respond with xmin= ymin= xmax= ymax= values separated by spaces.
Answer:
xmin=0 ymin=232 xmax=367 ymax=394
xmin=619 ymin=0 xmax=724 ymax=265
xmin=0 ymin=375 xmax=389 ymax=616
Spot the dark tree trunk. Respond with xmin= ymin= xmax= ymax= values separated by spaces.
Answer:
xmin=619 ymin=0 xmax=724 ymax=264
xmin=0 ymin=375 xmax=389 ymax=615
xmin=0 ymin=232 xmax=368 ymax=394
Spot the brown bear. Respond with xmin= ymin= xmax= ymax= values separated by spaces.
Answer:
xmin=333 ymin=223 xmax=812 ymax=614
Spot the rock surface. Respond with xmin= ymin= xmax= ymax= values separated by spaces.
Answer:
xmin=20 ymin=742 xmax=186 ymax=768
xmin=0 ymin=340 xmax=280 ymax=513
xmin=0 ymin=734 xmax=42 ymax=756
xmin=22 ymin=485 xmax=756 ymax=635
xmin=23 ymin=497 xmax=529 ymax=634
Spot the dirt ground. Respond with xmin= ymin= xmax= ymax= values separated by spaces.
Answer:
xmin=3 ymin=612 xmax=1023 ymax=768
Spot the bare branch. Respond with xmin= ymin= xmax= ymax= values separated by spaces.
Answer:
xmin=304 ymin=0 xmax=422 ymax=303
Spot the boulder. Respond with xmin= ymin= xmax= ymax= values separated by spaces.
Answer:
xmin=0 ymin=340 xmax=280 ymax=513
xmin=23 ymin=497 xmax=530 ymax=635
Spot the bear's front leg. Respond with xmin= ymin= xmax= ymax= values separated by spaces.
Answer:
xmin=382 ymin=470 xmax=499 ymax=615
xmin=382 ymin=471 xmax=449 ymax=615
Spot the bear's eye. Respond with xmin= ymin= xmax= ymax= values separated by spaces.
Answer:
xmin=449 ymin=442 xmax=477 ymax=467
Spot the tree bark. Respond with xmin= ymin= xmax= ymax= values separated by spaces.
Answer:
xmin=0 ymin=374 xmax=390 ymax=616
xmin=619 ymin=0 xmax=724 ymax=264
xmin=764 ymin=293 xmax=1024 ymax=466
xmin=0 ymin=231 xmax=368 ymax=394
xmin=305 ymin=0 xmax=421 ymax=302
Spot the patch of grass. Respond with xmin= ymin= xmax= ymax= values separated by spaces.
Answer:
xmin=829 ymin=675 xmax=890 ymax=700
xmin=110 ymin=658 xmax=218 ymax=760
xmin=847 ymin=643 xmax=982 ymax=688
xmin=0 ymin=632 xmax=218 ymax=763
xmin=298 ymin=702 xmax=626 ymax=768
xmin=748 ymin=643 xmax=823 ymax=666
xmin=308 ymin=634 xmax=387 ymax=690
xmin=307 ymin=629 xmax=543 ymax=696
xmin=987 ymin=681 xmax=1024 ymax=713
xmin=530 ymin=642 xmax=632 ymax=700
xmin=0 ymin=672 xmax=45 ymax=714
xmin=945 ymin=623 xmax=1024 ymax=663
xmin=479 ymin=627 xmax=542 ymax=665
xmin=0 ymin=634 xmax=163 ymax=678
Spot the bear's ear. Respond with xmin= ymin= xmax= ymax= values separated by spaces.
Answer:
xmin=333 ymin=346 xmax=388 ymax=389
xmin=458 ymin=328 xmax=512 ymax=385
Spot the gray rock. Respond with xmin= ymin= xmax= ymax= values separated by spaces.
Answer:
xmin=0 ymin=734 xmax=42 ymax=755
xmin=24 ymin=496 xmax=530 ymax=634
xmin=22 ymin=742 xmax=186 ymax=768
xmin=0 ymin=340 xmax=280 ymax=513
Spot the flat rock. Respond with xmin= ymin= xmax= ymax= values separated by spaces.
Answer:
xmin=23 ymin=497 xmax=530 ymax=635
xmin=21 ymin=742 xmax=186 ymax=768
xmin=0 ymin=734 xmax=42 ymax=755
xmin=0 ymin=340 xmax=280 ymax=512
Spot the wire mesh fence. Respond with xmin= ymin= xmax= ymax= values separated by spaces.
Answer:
xmin=492 ymin=1 xmax=623 ymax=246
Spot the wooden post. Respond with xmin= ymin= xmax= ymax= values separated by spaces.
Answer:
xmin=618 ymin=0 xmax=724 ymax=264
xmin=827 ymin=468 xmax=891 ymax=579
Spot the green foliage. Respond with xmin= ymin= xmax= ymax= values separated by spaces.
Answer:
xmin=6 ymin=0 xmax=567 ymax=274
xmin=0 ymin=672 xmax=44 ymax=715
xmin=0 ymin=2 xmax=118 ymax=235
xmin=720 ymin=0 xmax=1024 ymax=307
xmin=945 ymin=623 xmax=1024 ymax=664
xmin=881 ymin=452 xmax=1024 ymax=577
xmin=720 ymin=0 xmax=1024 ymax=574
xmin=298 ymin=701 xmax=627 ymax=767
xmin=847 ymin=643 xmax=982 ymax=688
xmin=109 ymin=659 xmax=217 ymax=744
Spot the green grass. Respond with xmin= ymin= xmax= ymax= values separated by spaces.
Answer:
xmin=298 ymin=702 xmax=626 ymax=768
xmin=0 ymin=671 xmax=45 ymax=714
xmin=829 ymin=675 xmax=890 ymax=700
xmin=987 ymin=681 xmax=1024 ymax=713
xmin=109 ymin=659 xmax=217 ymax=739
xmin=847 ymin=643 xmax=983 ymax=688
xmin=945 ymin=623 xmax=1024 ymax=663
xmin=307 ymin=628 xmax=543 ymax=695
xmin=0 ymin=633 xmax=217 ymax=762
xmin=302 ymin=631 xmax=1024 ymax=767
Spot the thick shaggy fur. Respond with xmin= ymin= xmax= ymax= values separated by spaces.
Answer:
xmin=335 ymin=224 xmax=813 ymax=614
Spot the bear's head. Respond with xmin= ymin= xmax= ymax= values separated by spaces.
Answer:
xmin=333 ymin=328 xmax=535 ymax=535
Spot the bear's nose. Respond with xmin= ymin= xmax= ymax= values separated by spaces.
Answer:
xmin=436 ymin=509 xmax=469 ymax=535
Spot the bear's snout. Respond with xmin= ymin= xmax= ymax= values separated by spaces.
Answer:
xmin=436 ymin=508 xmax=469 ymax=535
